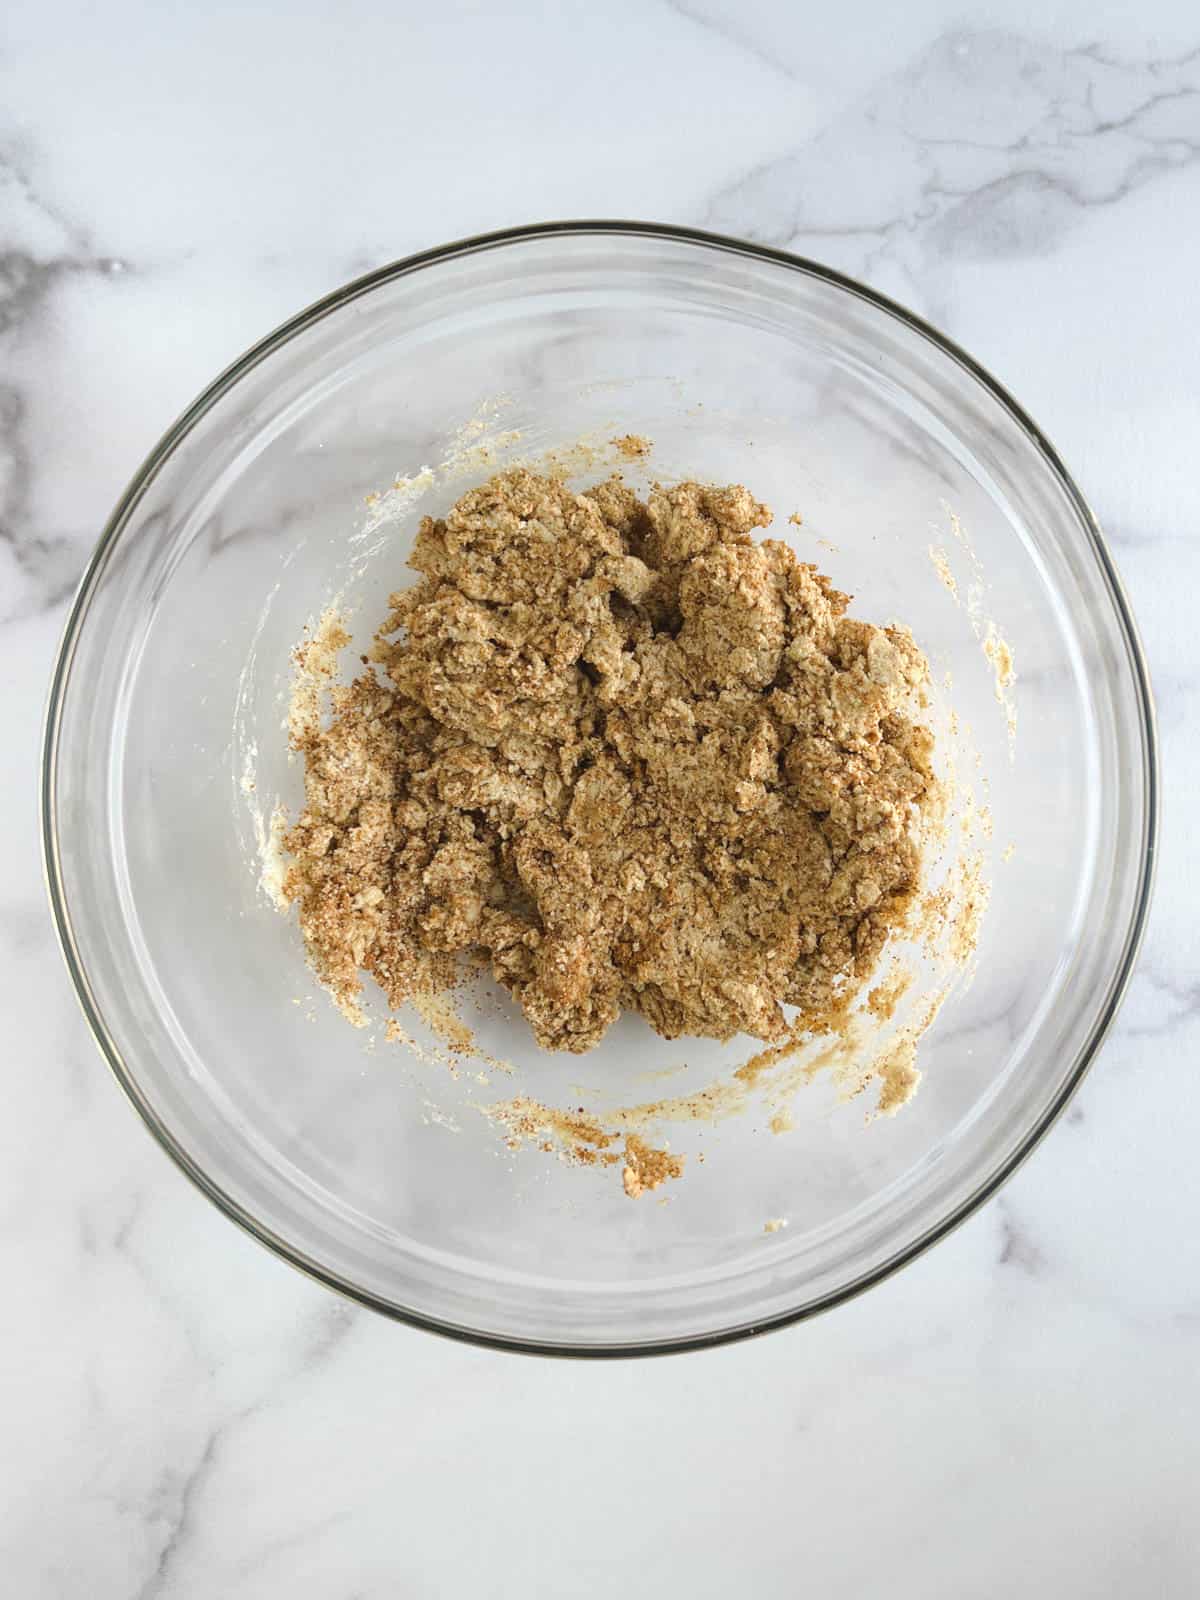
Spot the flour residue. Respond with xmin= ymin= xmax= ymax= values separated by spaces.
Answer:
xmin=928 ymin=543 xmax=958 ymax=599
xmin=259 ymin=802 xmax=291 ymax=911
xmin=930 ymin=510 xmax=1018 ymax=752
xmin=409 ymin=991 xmax=475 ymax=1055
xmin=287 ymin=607 xmax=351 ymax=749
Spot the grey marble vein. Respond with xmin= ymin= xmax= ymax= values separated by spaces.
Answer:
xmin=0 ymin=141 xmax=138 ymax=619
xmin=125 ymin=1296 xmax=359 ymax=1596
xmin=996 ymin=1199 xmax=1047 ymax=1275
xmin=1117 ymin=965 xmax=1200 ymax=1040
xmin=659 ymin=0 xmax=801 ymax=85
xmin=0 ymin=418 xmax=84 ymax=622
xmin=228 ymin=1510 xmax=351 ymax=1583
xmin=133 ymin=1425 xmax=224 ymax=1600
xmin=704 ymin=29 xmax=1200 ymax=311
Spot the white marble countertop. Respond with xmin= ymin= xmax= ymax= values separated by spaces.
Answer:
xmin=3 ymin=3 xmax=1196 ymax=1594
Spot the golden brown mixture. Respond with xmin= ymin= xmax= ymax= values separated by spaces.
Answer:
xmin=284 ymin=469 xmax=935 ymax=1054
xmin=621 ymin=1136 xmax=685 ymax=1199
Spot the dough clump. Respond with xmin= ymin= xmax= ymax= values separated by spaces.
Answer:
xmin=285 ymin=470 xmax=934 ymax=1053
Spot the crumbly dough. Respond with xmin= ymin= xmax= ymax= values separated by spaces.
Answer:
xmin=621 ymin=1136 xmax=684 ymax=1198
xmin=284 ymin=469 xmax=935 ymax=1054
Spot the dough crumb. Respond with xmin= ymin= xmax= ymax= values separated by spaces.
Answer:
xmin=763 ymin=1217 xmax=788 ymax=1234
xmin=875 ymin=1037 xmax=921 ymax=1115
xmin=928 ymin=544 xmax=958 ymax=599
xmin=622 ymin=1135 xmax=685 ymax=1198
xmin=612 ymin=433 xmax=651 ymax=460
xmin=983 ymin=622 xmax=1015 ymax=689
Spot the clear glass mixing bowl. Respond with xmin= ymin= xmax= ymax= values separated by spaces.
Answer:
xmin=42 ymin=223 xmax=1156 ymax=1354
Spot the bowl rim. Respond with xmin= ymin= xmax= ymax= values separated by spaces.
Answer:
xmin=40 ymin=219 xmax=1160 ymax=1359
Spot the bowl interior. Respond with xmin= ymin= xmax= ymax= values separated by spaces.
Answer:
xmin=47 ymin=228 xmax=1153 ymax=1350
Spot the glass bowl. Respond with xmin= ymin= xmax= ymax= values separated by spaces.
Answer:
xmin=42 ymin=223 xmax=1156 ymax=1354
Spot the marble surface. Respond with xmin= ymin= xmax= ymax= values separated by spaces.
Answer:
xmin=3 ymin=2 xmax=1196 ymax=1594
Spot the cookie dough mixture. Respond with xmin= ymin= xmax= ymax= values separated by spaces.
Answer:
xmin=284 ymin=469 xmax=936 ymax=1053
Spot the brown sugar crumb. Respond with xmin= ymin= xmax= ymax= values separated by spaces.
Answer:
xmin=612 ymin=433 xmax=651 ymax=460
xmin=483 ymin=1094 xmax=623 ymax=1167
xmin=875 ymin=1037 xmax=921 ymax=1115
xmin=283 ymin=467 xmax=937 ymax=1055
xmin=621 ymin=1135 xmax=685 ymax=1198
